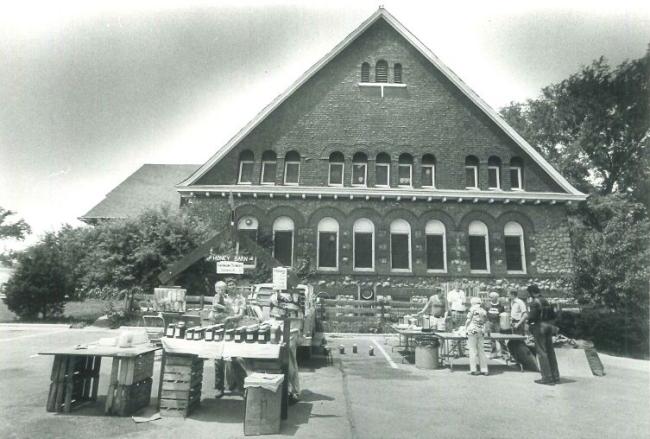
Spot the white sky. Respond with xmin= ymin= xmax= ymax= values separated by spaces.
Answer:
xmin=1 ymin=0 xmax=649 ymax=248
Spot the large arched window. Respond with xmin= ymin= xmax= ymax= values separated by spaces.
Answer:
xmin=375 ymin=60 xmax=388 ymax=83
xmin=510 ymin=157 xmax=524 ymax=190
xmin=398 ymin=153 xmax=413 ymax=187
xmin=317 ymin=217 xmax=339 ymax=270
xmin=394 ymin=63 xmax=403 ymax=83
xmin=425 ymin=220 xmax=446 ymax=272
xmin=488 ymin=156 xmax=502 ymax=190
xmin=353 ymin=219 xmax=374 ymax=271
xmin=284 ymin=151 xmax=300 ymax=185
xmin=465 ymin=155 xmax=479 ymax=189
xmin=352 ymin=152 xmax=368 ymax=186
xmin=237 ymin=150 xmax=254 ymax=184
xmin=422 ymin=154 xmax=436 ymax=188
xmin=375 ymin=153 xmax=391 ymax=187
xmin=390 ymin=219 xmax=411 ymax=271
xmin=468 ymin=220 xmax=490 ymax=273
xmin=237 ymin=216 xmax=258 ymax=267
xmin=504 ymin=222 xmax=526 ymax=273
xmin=273 ymin=217 xmax=294 ymax=267
xmin=261 ymin=150 xmax=277 ymax=185
xmin=328 ymin=152 xmax=344 ymax=186
xmin=361 ymin=62 xmax=370 ymax=82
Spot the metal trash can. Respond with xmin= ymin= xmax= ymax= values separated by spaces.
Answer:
xmin=415 ymin=337 xmax=440 ymax=370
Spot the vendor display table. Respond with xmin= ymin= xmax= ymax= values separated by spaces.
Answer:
xmin=392 ymin=326 xmax=527 ymax=371
xmin=39 ymin=344 xmax=160 ymax=415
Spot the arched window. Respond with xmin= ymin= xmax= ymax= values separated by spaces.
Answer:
xmin=504 ymin=222 xmax=526 ymax=273
xmin=375 ymin=153 xmax=391 ymax=187
xmin=390 ymin=219 xmax=411 ymax=271
xmin=375 ymin=60 xmax=388 ymax=83
xmin=422 ymin=154 xmax=436 ymax=188
xmin=328 ymin=152 xmax=344 ymax=186
xmin=361 ymin=62 xmax=370 ymax=82
xmin=425 ymin=220 xmax=446 ymax=272
xmin=353 ymin=219 xmax=375 ymax=271
xmin=488 ymin=156 xmax=502 ymax=190
xmin=284 ymin=151 xmax=300 ymax=185
xmin=398 ymin=154 xmax=413 ymax=187
xmin=237 ymin=216 xmax=258 ymax=266
xmin=260 ymin=150 xmax=277 ymax=185
xmin=273 ymin=216 xmax=294 ymax=267
xmin=465 ymin=155 xmax=479 ymax=189
xmin=510 ymin=157 xmax=524 ymax=190
xmin=352 ymin=152 xmax=368 ymax=186
xmin=237 ymin=150 xmax=254 ymax=184
xmin=317 ymin=217 xmax=339 ymax=270
xmin=468 ymin=220 xmax=490 ymax=273
xmin=394 ymin=63 xmax=402 ymax=83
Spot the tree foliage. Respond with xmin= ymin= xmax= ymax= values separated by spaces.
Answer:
xmin=0 ymin=207 xmax=31 ymax=241
xmin=501 ymin=51 xmax=650 ymax=204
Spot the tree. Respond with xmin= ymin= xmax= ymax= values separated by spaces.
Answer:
xmin=0 ymin=207 xmax=31 ymax=241
xmin=4 ymin=233 xmax=69 ymax=319
xmin=501 ymin=51 xmax=650 ymax=205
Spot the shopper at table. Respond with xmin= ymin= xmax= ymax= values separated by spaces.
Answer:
xmin=465 ymin=297 xmax=489 ymax=376
xmin=527 ymin=284 xmax=560 ymax=385
xmin=486 ymin=292 xmax=505 ymax=358
xmin=446 ymin=282 xmax=467 ymax=329
xmin=509 ymin=290 xmax=528 ymax=335
xmin=416 ymin=288 xmax=445 ymax=318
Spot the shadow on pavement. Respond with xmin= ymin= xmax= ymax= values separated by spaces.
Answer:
xmin=280 ymin=401 xmax=313 ymax=436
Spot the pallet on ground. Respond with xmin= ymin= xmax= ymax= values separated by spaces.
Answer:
xmin=47 ymin=355 xmax=102 ymax=413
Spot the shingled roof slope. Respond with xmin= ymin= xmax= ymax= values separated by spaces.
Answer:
xmin=80 ymin=164 xmax=200 ymax=221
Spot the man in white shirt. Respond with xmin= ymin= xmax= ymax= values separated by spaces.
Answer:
xmin=509 ymin=290 xmax=528 ymax=335
xmin=446 ymin=282 xmax=467 ymax=329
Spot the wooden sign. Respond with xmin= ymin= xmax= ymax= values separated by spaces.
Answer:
xmin=217 ymin=261 xmax=245 ymax=274
xmin=272 ymin=267 xmax=288 ymax=290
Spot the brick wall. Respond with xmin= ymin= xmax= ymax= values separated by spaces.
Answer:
xmin=195 ymin=19 xmax=563 ymax=193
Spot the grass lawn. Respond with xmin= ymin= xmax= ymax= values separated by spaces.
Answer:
xmin=0 ymin=299 xmax=124 ymax=324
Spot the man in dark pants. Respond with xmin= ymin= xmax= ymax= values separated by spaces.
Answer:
xmin=527 ymin=284 xmax=560 ymax=385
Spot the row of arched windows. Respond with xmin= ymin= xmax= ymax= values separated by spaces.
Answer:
xmin=237 ymin=216 xmax=527 ymax=274
xmin=361 ymin=61 xmax=402 ymax=83
xmin=237 ymin=149 xmax=525 ymax=190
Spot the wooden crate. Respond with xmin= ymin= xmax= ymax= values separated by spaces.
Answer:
xmin=106 ymin=378 xmax=153 ymax=416
xmin=244 ymin=385 xmax=282 ymax=436
xmin=159 ymin=354 xmax=204 ymax=418
xmin=47 ymin=355 xmax=102 ymax=413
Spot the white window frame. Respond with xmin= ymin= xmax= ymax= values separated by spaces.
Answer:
xmin=504 ymin=222 xmax=527 ymax=274
xmin=272 ymin=216 xmax=294 ymax=268
xmin=488 ymin=165 xmax=501 ymax=190
xmin=328 ymin=162 xmax=344 ymax=186
xmin=422 ymin=164 xmax=436 ymax=188
xmin=317 ymin=217 xmax=339 ymax=271
xmin=353 ymin=219 xmax=375 ymax=272
xmin=236 ymin=217 xmax=258 ymax=268
xmin=284 ymin=160 xmax=300 ymax=185
xmin=510 ymin=166 xmax=523 ymax=191
xmin=398 ymin=164 xmax=412 ymax=188
xmin=390 ymin=219 xmax=412 ymax=272
xmin=260 ymin=159 xmax=276 ymax=185
xmin=375 ymin=163 xmax=390 ymax=187
xmin=425 ymin=220 xmax=447 ymax=273
xmin=238 ymin=160 xmax=254 ymax=184
xmin=465 ymin=165 xmax=478 ymax=189
xmin=468 ymin=220 xmax=490 ymax=274
xmin=351 ymin=162 xmax=368 ymax=187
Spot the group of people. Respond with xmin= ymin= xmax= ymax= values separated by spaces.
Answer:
xmin=417 ymin=283 xmax=560 ymax=385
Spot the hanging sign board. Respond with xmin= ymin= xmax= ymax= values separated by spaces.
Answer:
xmin=208 ymin=254 xmax=255 ymax=264
xmin=272 ymin=267 xmax=288 ymax=290
xmin=217 ymin=261 xmax=245 ymax=274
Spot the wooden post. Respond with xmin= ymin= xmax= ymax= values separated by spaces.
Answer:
xmin=281 ymin=317 xmax=291 ymax=420
xmin=156 ymin=352 xmax=167 ymax=410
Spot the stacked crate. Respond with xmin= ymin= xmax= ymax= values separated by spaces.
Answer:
xmin=159 ymin=354 xmax=203 ymax=417
xmin=46 ymin=355 xmax=102 ymax=413
xmin=105 ymin=351 xmax=155 ymax=416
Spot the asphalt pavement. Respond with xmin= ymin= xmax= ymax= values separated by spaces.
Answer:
xmin=0 ymin=325 xmax=648 ymax=438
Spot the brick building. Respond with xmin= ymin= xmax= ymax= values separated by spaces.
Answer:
xmin=85 ymin=8 xmax=587 ymax=296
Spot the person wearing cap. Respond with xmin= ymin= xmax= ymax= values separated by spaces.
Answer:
xmin=485 ymin=292 xmax=505 ymax=358
xmin=527 ymin=284 xmax=560 ymax=385
xmin=465 ymin=297 xmax=489 ymax=376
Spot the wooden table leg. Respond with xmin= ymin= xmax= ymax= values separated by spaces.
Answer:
xmin=91 ymin=357 xmax=102 ymax=401
xmin=63 ymin=356 xmax=75 ymax=413
xmin=105 ymin=357 xmax=120 ymax=414
xmin=157 ymin=352 xmax=166 ymax=410
xmin=46 ymin=355 xmax=63 ymax=412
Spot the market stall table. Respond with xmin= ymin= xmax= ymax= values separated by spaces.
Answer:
xmin=433 ymin=332 xmax=528 ymax=371
xmin=39 ymin=344 xmax=160 ymax=415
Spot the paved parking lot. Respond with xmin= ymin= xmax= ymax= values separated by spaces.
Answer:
xmin=0 ymin=325 xmax=649 ymax=438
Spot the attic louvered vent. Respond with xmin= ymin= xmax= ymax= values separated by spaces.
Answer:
xmin=361 ymin=62 xmax=370 ymax=82
xmin=375 ymin=60 xmax=388 ymax=83
xmin=394 ymin=63 xmax=402 ymax=83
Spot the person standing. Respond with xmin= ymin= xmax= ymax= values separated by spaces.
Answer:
xmin=485 ymin=292 xmax=505 ymax=358
xmin=446 ymin=282 xmax=467 ymax=330
xmin=527 ymin=284 xmax=560 ymax=385
xmin=509 ymin=290 xmax=528 ymax=335
xmin=416 ymin=288 xmax=445 ymax=320
xmin=465 ymin=297 xmax=489 ymax=376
